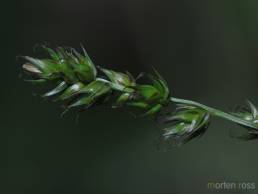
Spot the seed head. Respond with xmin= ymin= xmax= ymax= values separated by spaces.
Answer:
xmin=231 ymin=101 xmax=258 ymax=139
xmin=160 ymin=105 xmax=210 ymax=144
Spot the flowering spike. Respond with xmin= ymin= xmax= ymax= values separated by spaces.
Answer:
xmin=21 ymin=45 xmax=258 ymax=145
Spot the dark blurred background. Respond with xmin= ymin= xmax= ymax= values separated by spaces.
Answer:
xmin=2 ymin=0 xmax=258 ymax=193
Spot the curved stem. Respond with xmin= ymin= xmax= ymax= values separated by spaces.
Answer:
xmin=170 ymin=97 xmax=257 ymax=129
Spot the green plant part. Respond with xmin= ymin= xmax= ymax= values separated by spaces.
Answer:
xmin=160 ymin=105 xmax=210 ymax=144
xmin=230 ymin=101 xmax=258 ymax=140
xmin=21 ymin=46 xmax=258 ymax=145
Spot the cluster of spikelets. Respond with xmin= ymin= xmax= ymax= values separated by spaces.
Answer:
xmin=22 ymin=46 xmax=170 ymax=115
xmin=231 ymin=101 xmax=258 ymax=140
xmin=158 ymin=105 xmax=210 ymax=144
xmin=22 ymin=46 xmax=258 ymax=144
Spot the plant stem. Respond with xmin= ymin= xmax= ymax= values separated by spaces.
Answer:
xmin=170 ymin=97 xmax=257 ymax=129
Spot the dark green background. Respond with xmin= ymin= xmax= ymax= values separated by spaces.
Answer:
xmin=2 ymin=0 xmax=258 ymax=193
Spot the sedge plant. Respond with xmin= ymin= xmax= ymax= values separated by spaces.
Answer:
xmin=21 ymin=45 xmax=258 ymax=145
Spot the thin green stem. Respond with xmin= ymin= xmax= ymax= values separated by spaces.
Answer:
xmin=170 ymin=97 xmax=257 ymax=129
